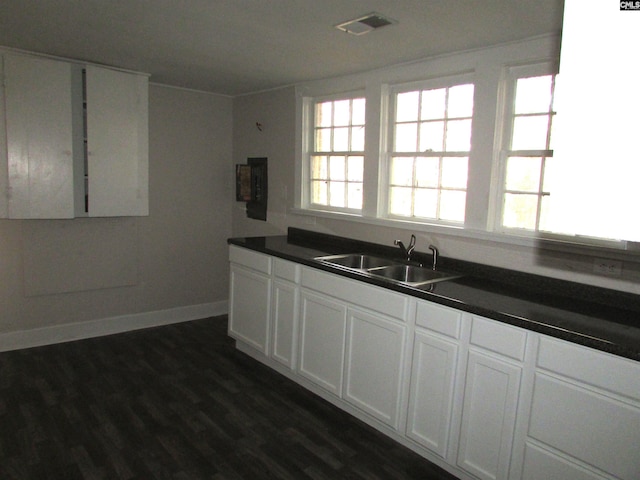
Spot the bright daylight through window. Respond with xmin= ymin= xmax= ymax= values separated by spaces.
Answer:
xmin=389 ymin=83 xmax=474 ymax=223
xmin=500 ymin=74 xmax=556 ymax=232
xmin=310 ymin=97 xmax=365 ymax=210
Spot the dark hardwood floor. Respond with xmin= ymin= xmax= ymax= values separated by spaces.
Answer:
xmin=0 ymin=316 xmax=460 ymax=480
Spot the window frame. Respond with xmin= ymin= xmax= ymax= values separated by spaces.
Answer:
xmin=493 ymin=63 xmax=558 ymax=235
xmin=302 ymin=91 xmax=366 ymax=214
xmin=382 ymin=74 xmax=475 ymax=226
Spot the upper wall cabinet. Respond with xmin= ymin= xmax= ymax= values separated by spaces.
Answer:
xmin=83 ymin=65 xmax=148 ymax=217
xmin=0 ymin=52 xmax=149 ymax=219
xmin=0 ymin=53 xmax=75 ymax=218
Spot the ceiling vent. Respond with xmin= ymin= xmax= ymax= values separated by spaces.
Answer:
xmin=335 ymin=12 xmax=397 ymax=36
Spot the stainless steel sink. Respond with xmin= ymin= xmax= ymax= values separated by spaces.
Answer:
xmin=315 ymin=253 xmax=462 ymax=287
xmin=368 ymin=264 xmax=462 ymax=286
xmin=315 ymin=253 xmax=398 ymax=270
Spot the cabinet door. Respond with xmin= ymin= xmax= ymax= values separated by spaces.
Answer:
xmin=270 ymin=280 xmax=298 ymax=369
xmin=527 ymin=373 xmax=640 ymax=480
xmin=298 ymin=290 xmax=347 ymax=397
xmin=406 ymin=330 xmax=459 ymax=458
xmin=521 ymin=440 xmax=612 ymax=480
xmin=85 ymin=65 xmax=148 ymax=216
xmin=457 ymin=350 xmax=522 ymax=480
xmin=228 ymin=265 xmax=271 ymax=354
xmin=2 ymin=54 xmax=74 ymax=218
xmin=344 ymin=308 xmax=405 ymax=428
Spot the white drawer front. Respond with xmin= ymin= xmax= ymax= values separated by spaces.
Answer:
xmin=470 ymin=315 xmax=527 ymax=361
xmin=301 ymin=267 xmax=407 ymax=320
xmin=415 ymin=300 xmax=462 ymax=339
xmin=537 ymin=336 xmax=640 ymax=401
xmin=229 ymin=245 xmax=272 ymax=274
xmin=274 ymin=257 xmax=300 ymax=282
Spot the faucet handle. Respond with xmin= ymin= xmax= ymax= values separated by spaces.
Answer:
xmin=408 ymin=234 xmax=416 ymax=252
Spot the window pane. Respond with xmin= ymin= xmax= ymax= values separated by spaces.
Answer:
xmin=329 ymin=182 xmax=345 ymax=207
xmin=421 ymin=88 xmax=446 ymax=120
xmin=347 ymin=156 xmax=364 ymax=182
xmin=347 ymin=183 xmax=363 ymax=209
xmin=311 ymin=156 xmax=327 ymax=179
xmin=395 ymin=123 xmax=418 ymax=151
xmin=511 ymin=115 xmax=550 ymax=150
xmin=351 ymin=125 xmax=365 ymax=151
xmin=415 ymin=157 xmax=439 ymax=188
xmin=503 ymin=193 xmax=537 ymax=229
xmin=505 ymin=157 xmax=541 ymax=192
xmin=538 ymin=195 xmax=551 ymax=232
xmin=515 ymin=76 xmax=553 ymax=114
xmin=316 ymin=128 xmax=331 ymax=151
xmin=333 ymin=100 xmax=350 ymax=126
xmin=316 ymin=102 xmax=332 ymax=127
xmin=441 ymin=157 xmax=468 ymax=189
xmin=420 ymin=121 xmax=444 ymax=152
xmin=311 ymin=180 xmax=327 ymax=204
xmin=414 ymin=188 xmax=438 ymax=218
xmin=389 ymin=187 xmax=412 ymax=216
xmin=390 ymin=157 xmax=414 ymax=186
xmin=397 ymin=91 xmax=419 ymax=122
xmin=448 ymin=84 xmax=474 ymax=118
xmin=541 ymin=156 xmax=553 ymax=192
xmin=445 ymin=119 xmax=472 ymax=151
xmin=329 ymin=156 xmax=345 ymax=181
xmin=333 ymin=127 xmax=349 ymax=151
xmin=352 ymin=98 xmax=366 ymax=125
xmin=439 ymin=190 xmax=466 ymax=222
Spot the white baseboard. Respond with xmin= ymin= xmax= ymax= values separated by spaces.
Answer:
xmin=0 ymin=300 xmax=228 ymax=353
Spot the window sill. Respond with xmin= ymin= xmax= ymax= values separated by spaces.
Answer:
xmin=289 ymin=207 xmax=640 ymax=261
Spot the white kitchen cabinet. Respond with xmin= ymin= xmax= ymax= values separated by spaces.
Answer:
xmin=299 ymin=266 xmax=408 ymax=414
xmin=270 ymin=258 xmax=300 ymax=369
xmin=457 ymin=315 xmax=527 ymax=480
xmin=298 ymin=290 xmax=347 ymax=397
xmin=0 ymin=52 xmax=148 ymax=218
xmin=344 ymin=307 xmax=406 ymax=428
xmin=228 ymin=246 xmax=272 ymax=354
xmin=227 ymin=246 xmax=640 ymax=480
xmin=406 ymin=301 xmax=463 ymax=458
xmin=1 ymin=53 xmax=74 ymax=218
xmin=522 ymin=337 xmax=640 ymax=480
xmin=84 ymin=65 xmax=148 ymax=217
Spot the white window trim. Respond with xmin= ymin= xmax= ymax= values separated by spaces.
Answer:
xmin=299 ymin=90 xmax=366 ymax=214
xmin=492 ymin=62 xmax=558 ymax=235
xmin=293 ymin=34 xmax=636 ymax=254
xmin=381 ymin=72 xmax=476 ymax=224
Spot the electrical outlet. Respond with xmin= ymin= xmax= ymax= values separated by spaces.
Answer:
xmin=593 ymin=258 xmax=623 ymax=276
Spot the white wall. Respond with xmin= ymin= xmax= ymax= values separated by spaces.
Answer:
xmin=231 ymin=39 xmax=640 ymax=295
xmin=0 ymin=84 xmax=233 ymax=339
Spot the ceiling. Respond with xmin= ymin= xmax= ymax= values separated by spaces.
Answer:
xmin=0 ymin=0 xmax=564 ymax=96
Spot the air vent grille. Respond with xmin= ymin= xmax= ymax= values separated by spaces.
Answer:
xmin=335 ymin=12 xmax=396 ymax=36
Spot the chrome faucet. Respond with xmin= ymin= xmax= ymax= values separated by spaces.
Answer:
xmin=394 ymin=234 xmax=416 ymax=261
xmin=428 ymin=245 xmax=438 ymax=270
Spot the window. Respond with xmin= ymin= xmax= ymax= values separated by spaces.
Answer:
xmin=499 ymin=70 xmax=556 ymax=232
xmin=387 ymin=82 xmax=474 ymax=223
xmin=296 ymin=33 xmax=637 ymax=249
xmin=309 ymin=96 xmax=365 ymax=210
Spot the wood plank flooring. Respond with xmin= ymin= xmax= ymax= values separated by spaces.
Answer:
xmin=0 ymin=316 xmax=460 ymax=479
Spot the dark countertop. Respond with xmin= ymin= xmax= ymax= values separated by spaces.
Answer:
xmin=228 ymin=228 xmax=640 ymax=362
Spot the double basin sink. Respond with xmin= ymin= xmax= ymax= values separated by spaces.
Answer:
xmin=314 ymin=253 xmax=462 ymax=287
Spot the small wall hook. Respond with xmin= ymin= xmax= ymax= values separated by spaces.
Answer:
xmin=256 ymin=122 xmax=263 ymax=131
